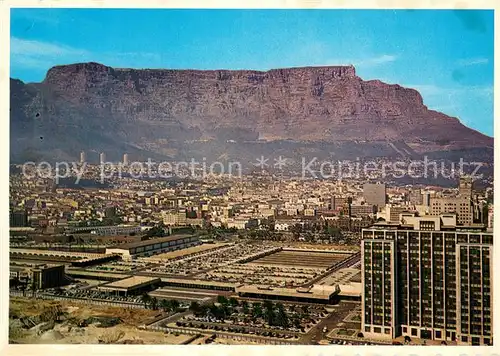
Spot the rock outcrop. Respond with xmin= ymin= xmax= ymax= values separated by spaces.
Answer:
xmin=10 ymin=62 xmax=493 ymax=162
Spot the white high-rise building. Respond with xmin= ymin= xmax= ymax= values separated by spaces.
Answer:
xmin=99 ymin=152 xmax=106 ymax=164
xmin=80 ymin=151 xmax=86 ymax=164
xmin=123 ymin=153 xmax=129 ymax=166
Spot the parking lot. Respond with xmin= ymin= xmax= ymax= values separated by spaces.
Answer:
xmin=191 ymin=248 xmax=355 ymax=288
xmin=43 ymin=284 xmax=146 ymax=304
xmin=196 ymin=264 xmax=319 ymax=287
xmin=248 ymin=250 xmax=349 ymax=269
xmin=86 ymin=259 xmax=152 ymax=273
xmin=167 ymin=299 xmax=331 ymax=341
xmin=143 ymin=243 xmax=276 ymax=277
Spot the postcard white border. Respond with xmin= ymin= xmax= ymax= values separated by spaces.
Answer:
xmin=0 ymin=1 xmax=498 ymax=356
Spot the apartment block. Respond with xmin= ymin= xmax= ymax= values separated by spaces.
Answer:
xmin=361 ymin=215 xmax=492 ymax=345
xmin=430 ymin=196 xmax=473 ymax=225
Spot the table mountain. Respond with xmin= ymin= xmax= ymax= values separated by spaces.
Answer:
xmin=10 ymin=62 xmax=492 ymax=163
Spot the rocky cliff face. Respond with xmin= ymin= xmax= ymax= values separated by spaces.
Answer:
xmin=10 ymin=62 xmax=493 ymax=162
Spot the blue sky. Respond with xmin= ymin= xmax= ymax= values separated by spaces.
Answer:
xmin=10 ymin=9 xmax=494 ymax=136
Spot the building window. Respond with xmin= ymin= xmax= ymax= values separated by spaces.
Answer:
xmin=461 ymin=336 xmax=468 ymax=342
xmin=365 ymin=326 xmax=371 ymax=332
xmin=402 ymin=326 xmax=407 ymax=333
xmin=435 ymin=330 xmax=442 ymax=339
xmin=374 ymin=327 xmax=381 ymax=333
xmin=411 ymin=328 xmax=418 ymax=336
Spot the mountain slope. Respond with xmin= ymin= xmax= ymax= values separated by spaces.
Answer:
xmin=10 ymin=62 xmax=493 ymax=163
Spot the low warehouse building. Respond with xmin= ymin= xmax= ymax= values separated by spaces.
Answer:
xmin=160 ymin=278 xmax=236 ymax=292
xmin=10 ymin=262 xmax=67 ymax=290
xmin=236 ymin=284 xmax=339 ymax=304
xmin=105 ymin=234 xmax=200 ymax=259
xmin=97 ymin=276 xmax=161 ymax=296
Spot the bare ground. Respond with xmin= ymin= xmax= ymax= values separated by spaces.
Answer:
xmin=9 ymin=297 xmax=191 ymax=345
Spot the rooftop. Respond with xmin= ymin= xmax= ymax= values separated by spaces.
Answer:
xmin=10 ymin=261 xmax=64 ymax=271
xmin=100 ymin=276 xmax=160 ymax=290
xmin=236 ymin=284 xmax=338 ymax=300
xmin=111 ymin=234 xmax=196 ymax=249
xmin=161 ymin=278 xmax=238 ymax=288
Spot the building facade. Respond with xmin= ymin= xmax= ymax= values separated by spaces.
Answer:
xmin=361 ymin=216 xmax=492 ymax=345
xmin=430 ymin=177 xmax=475 ymax=226
xmin=10 ymin=210 xmax=29 ymax=227
xmin=363 ymin=183 xmax=386 ymax=210
xmin=430 ymin=196 xmax=473 ymax=225
xmin=408 ymin=189 xmax=423 ymax=205
xmin=105 ymin=234 xmax=200 ymax=259
xmin=10 ymin=263 xmax=66 ymax=290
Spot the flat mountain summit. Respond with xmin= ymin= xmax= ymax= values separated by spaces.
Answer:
xmin=10 ymin=62 xmax=492 ymax=163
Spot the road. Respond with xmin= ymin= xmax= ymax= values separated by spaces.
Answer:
xmin=301 ymin=300 xmax=361 ymax=344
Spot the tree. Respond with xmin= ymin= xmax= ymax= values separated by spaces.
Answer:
xmin=145 ymin=226 xmax=166 ymax=238
xmin=252 ymin=302 xmax=263 ymax=318
xmin=229 ymin=297 xmax=239 ymax=307
xmin=20 ymin=282 xmax=27 ymax=297
xmin=208 ymin=304 xmax=218 ymax=316
xmin=141 ymin=293 xmax=151 ymax=309
xmin=9 ymin=277 xmax=20 ymax=289
xmin=170 ymin=299 xmax=180 ymax=312
xmin=150 ymin=297 xmax=159 ymax=310
xmin=189 ymin=301 xmax=201 ymax=315
xmin=209 ymin=304 xmax=226 ymax=321
xmin=290 ymin=223 xmax=302 ymax=238
xmin=263 ymin=300 xmax=274 ymax=312
xmin=220 ymin=304 xmax=230 ymax=320
xmin=327 ymin=226 xmax=342 ymax=238
xmin=200 ymin=304 xmax=210 ymax=317
xmin=265 ymin=308 xmax=276 ymax=326
xmin=31 ymin=279 xmax=37 ymax=297
xmin=276 ymin=308 xmax=289 ymax=328
xmin=160 ymin=299 xmax=171 ymax=312
xmin=241 ymin=301 xmax=250 ymax=314
xmin=217 ymin=295 xmax=229 ymax=305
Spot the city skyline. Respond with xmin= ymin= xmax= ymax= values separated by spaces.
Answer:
xmin=7 ymin=6 xmax=495 ymax=347
xmin=10 ymin=9 xmax=494 ymax=136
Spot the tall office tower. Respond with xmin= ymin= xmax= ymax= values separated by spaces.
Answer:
xmin=456 ymin=243 xmax=492 ymax=345
xmin=99 ymin=152 xmax=106 ymax=164
xmin=123 ymin=153 xmax=129 ymax=166
xmin=408 ymin=189 xmax=423 ymax=205
xmin=430 ymin=178 xmax=474 ymax=225
xmin=331 ymin=196 xmax=347 ymax=210
xmin=422 ymin=192 xmax=431 ymax=207
xmin=361 ymin=214 xmax=493 ymax=345
xmin=458 ymin=176 xmax=473 ymax=198
xmin=363 ymin=183 xmax=386 ymax=211
xmin=80 ymin=151 xmax=86 ymax=164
